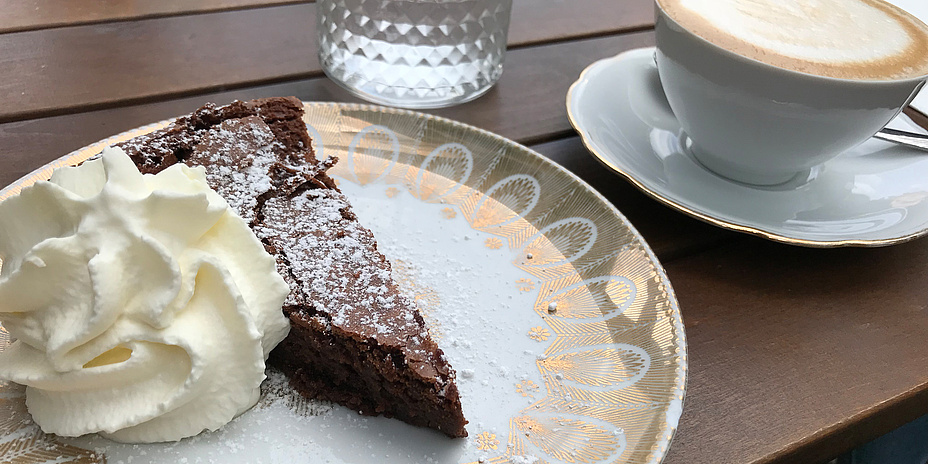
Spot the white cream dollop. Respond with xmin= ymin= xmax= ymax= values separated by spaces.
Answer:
xmin=0 ymin=147 xmax=290 ymax=443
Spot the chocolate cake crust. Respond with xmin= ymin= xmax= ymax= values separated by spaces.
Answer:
xmin=118 ymin=97 xmax=467 ymax=438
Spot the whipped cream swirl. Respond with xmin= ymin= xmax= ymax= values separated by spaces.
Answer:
xmin=0 ymin=147 xmax=290 ymax=442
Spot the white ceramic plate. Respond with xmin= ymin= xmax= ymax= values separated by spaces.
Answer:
xmin=0 ymin=103 xmax=686 ymax=464
xmin=568 ymin=47 xmax=928 ymax=247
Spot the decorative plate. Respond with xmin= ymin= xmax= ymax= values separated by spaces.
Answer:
xmin=0 ymin=102 xmax=687 ymax=464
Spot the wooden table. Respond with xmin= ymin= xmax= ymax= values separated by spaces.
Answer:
xmin=2 ymin=2 xmax=928 ymax=463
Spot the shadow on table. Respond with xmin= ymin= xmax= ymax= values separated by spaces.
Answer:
xmin=837 ymin=413 xmax=928 ymax=464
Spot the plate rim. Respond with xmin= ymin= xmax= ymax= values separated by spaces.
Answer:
xmin=567 ymin=47 xmax=928 ymax=248
xmin=0 ymin=101 xmax=688 ymax=464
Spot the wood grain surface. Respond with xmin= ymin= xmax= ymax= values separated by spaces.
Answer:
xmin=1 ymin=0 xmax=651 ymax=39
xmin=0 ymin=31 xmax=656 ymax=189
xmin=0 ymin=0 xmax=308 ymax=33
xmin=1 ymin=1 xmax=928 ymax=463
xmin=0 ymin=0 xmax=652 ymax=123
xmin=662 ymin=238 xmax=928 ymax=464
xmin=510 ymin=0 xmax=653 ymax=47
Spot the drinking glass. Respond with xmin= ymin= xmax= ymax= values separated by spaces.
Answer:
xmin=317 ymin=0 xmax=513 ymax=109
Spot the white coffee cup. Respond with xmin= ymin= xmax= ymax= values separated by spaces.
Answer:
xmin=654 ymin=0 xmax=928 ymax=185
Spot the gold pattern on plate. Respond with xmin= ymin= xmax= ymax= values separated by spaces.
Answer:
xmin=442 ymin=207 xmax=458 ymax=219
xmin=0 ymin=102 xmax=686 ymax=464
xmin=3 ymin=318 xmax=106 ymax=462
xmin=316 ymin=104 xmax=685 ymax=464
xmin=516 ymin=278 xmax=536 ymax=293
xmin=515 ymin=380 xmax=540 ymax=398
xmin=0 ymin=385 xmax=106 ymax=463
xmin=484 ymin=237 xmax=503 ymax=250
xmin=406 ymin=142 xmax=474 ymax=204
xmin=392 ymin=259 xmax=444 ymax=341
xmin=527 ymin=327 xmax=550 ymax=342
xmin=540 ymin=348 xmax=647 ymax=387
xmin=532 ymin=276 xmax=635 ymax=320
xmin=468 ymin=175 xmax=539 ymax=232
xmin=347 ymin=125 xmax=402 ymax=186
xmin=475 ymin=432 xmax=500 ymax=451
xmin=511 ymin=415 xmax=620 ymax=463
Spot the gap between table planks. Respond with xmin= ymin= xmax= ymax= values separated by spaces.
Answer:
xmin=0 ymin=0 xmax=653 ymax=43
xmin=0 ymin=0 xmax=309 ymax=34
xmin=0 ymin=31 xmax=657 ymax=188
xmin=0 ymin=0 xmax=652 ymax=123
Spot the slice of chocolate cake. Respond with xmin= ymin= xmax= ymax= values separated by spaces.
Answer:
xmin=117 ymin=97 xmax=467 ymax=438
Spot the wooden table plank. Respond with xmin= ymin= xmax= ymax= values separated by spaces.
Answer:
xmin=0 ymin=31 xmax=655 ymax=189
xmin=0 ymin=0 xmax=653 ymax=123
xmin=0 ymin=4 xmax=317 ymax=123
xmin=509 ymin=0 xmax=652 ymax=48
xmin=1 ymin=0 xmax=651 ymax=42
xmin=0 ymin=0 xmax=307 ymax=34
xmin=662 ymin=237 xmax=928 ymax=464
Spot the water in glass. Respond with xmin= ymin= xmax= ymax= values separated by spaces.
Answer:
xmin=317 ymin=0 xmax=512 ymax=109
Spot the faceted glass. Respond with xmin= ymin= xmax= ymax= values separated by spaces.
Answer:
xmin=317 ymin=0 xmax=513 ymax=109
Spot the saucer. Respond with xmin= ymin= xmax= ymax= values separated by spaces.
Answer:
xmin=567 ymin=47 xmax=928 ymax=247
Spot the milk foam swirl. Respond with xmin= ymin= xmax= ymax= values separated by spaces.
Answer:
xmin=659 ymin=0 xmax=928 ymax=80
xmin=0 ymin=148 xmax=290 ymax=442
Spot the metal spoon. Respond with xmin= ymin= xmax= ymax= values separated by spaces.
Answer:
xmin=874 ymin=128 xmax=928 ymax=152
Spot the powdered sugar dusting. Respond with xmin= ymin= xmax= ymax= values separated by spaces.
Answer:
xmin=258 ymin=368 xmax=336 ymax=417
xmin=118 ymin=99 xmax=450 ymax=384
xmin=257 ymin=188 xmax=435 ymax=362
xmin=189 ymin=118 xmax=279 ymax=224
xmin=339 ymin=181 xmax=549 ymax=455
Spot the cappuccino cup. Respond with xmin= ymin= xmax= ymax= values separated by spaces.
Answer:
xmin=654 ymin=0 xmax=928 ymax=185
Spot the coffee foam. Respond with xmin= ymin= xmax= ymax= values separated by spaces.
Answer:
xmin=658 ymin=0 xmax=928 ymax=80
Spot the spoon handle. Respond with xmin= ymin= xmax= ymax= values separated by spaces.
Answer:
xmin=874 ymin=128 xmax=928 ymax=152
